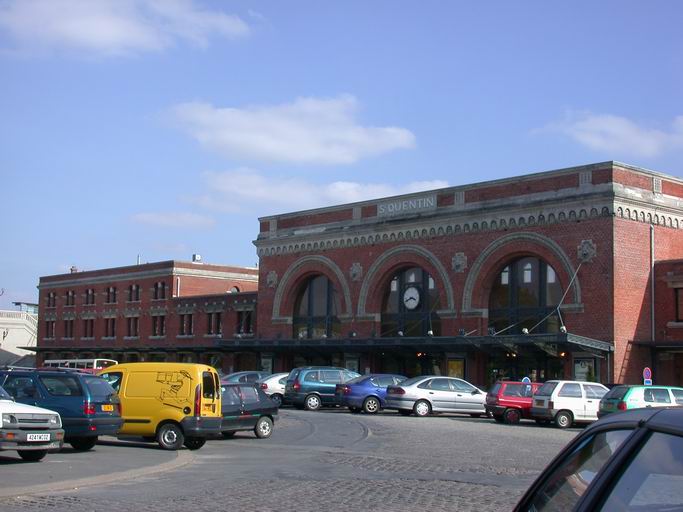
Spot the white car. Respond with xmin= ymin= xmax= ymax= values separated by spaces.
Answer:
xmin=384 ymin=375 xmax=487 ymax=417
xmin=531 ymin=380 xmax=609 ymax=428
xmin=0 ymin=384 xmax=64 ymax=461
xmin=256 ymin=372 xmax=289 ymax=407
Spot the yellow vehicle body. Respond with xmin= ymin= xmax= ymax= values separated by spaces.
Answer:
xmin=99 ymin=362 xmax=221 ymax=450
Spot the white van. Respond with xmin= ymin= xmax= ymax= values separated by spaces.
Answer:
xmin=530 ymin=380 xmax=609 ymax=428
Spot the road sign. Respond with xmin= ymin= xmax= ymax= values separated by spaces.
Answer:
xmin=643 ymin=367 xmax=653 ymax=385
xmin=644 ymin=379 xmax=653 ymax=386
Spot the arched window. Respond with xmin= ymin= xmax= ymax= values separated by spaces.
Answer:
xmin=293 ymin=275 xmax=341 ymax=339
xmin=381 ymin=267 xmax=441 ymax=337
xmin=488 ymin=257 xmax=563 ymax=334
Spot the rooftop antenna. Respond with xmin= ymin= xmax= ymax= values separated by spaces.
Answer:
xmin=137 ymin=254 xmax=141 ymax=265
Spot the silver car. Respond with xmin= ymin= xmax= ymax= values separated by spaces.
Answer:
xmin=255 ymin=372 xmax=289 ymax=407
xmin=384 ymin=375 xmax=487 ymax=417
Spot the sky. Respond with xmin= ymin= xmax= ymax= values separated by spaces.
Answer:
xmin=1 ymin=0 xmax=682 ymax=309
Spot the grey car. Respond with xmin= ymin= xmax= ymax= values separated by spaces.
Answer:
xmin=384 ymin=375 xmax=487 ymax=417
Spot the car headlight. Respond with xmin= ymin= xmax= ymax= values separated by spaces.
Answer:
xmin=2 ymin=414 xmax=18 ymax=425
xmin=49 ymin=415 xmax=61 ymax=427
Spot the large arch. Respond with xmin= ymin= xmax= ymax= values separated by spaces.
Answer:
xmin=357 ymin=245 xmax=456 ymax=319
xmin=271 ymin=255 xmax=352 ymax=322
xmin=462 ymin=232 xmax=582 ymax=317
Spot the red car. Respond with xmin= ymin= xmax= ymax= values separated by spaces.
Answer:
xmin=486 ymin=381 xmax=542 ymax=424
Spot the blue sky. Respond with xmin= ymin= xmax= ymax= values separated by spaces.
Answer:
xmin=1 ymin=0 xmax=682 ymax=309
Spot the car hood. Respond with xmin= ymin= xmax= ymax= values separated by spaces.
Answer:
xmin=0 ymin=398 xmax=60 ymax=416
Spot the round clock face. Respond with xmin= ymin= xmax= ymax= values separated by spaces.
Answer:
xmin=402 ymin=286 xmax=421 ymax=310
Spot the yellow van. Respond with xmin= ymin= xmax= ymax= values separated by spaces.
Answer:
xmin=99 ymin=362 xmax=221 ymax=450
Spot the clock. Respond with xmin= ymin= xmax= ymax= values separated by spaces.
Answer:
xmin=402 ymin=286 xmax=421 ymax=310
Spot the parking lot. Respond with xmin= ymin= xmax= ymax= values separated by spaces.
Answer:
xmin=0 ymin=408 xmax=578 ymax=512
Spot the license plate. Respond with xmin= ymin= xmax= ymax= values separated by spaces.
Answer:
xmin=102 ymin=404 xmax=114 ymax=412
xmin=27 ymin=433 xmax=50 ymax=442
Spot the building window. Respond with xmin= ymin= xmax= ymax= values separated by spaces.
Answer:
xmin=207 ymin=312 xmax=222 ymax=335
xmin=293 ymin=275 xmax=339 ymax=339
xmin=152 ymin=315 xmax=166 ymax=336
xmin=65 ymin=290 xmax=75 ymax=306
xmin=153 ymin=282 xmax=167 ymax=300
xmin=82 ymin=318 xmax=94 ymax=338
xmin=128 ymin=284 xmax=140 ymax=302
xmin=63 ymin=319 xmax=74 ymax=338
xmin=104 ymin=318 xmax=116 ymax=338
xmin=381 ymin=267 xmax=441 ymax=337
xmin=45 ymin=320 xmax=55 ymax=338
xmin=105 ymin=287 xmax=117 ymax=304
xmin=85 ymin=288 xmax=95 ymax=305
xmin=488 ymin=257 xmax=563 ymax=334
xmin=47 ymin=292 xmax=56 ymax=308
xmin=237 ymin=311 xmax=253 ymax=335
xmin=677 ymin=289 xmax=683 ymax=322
xmin=179 ymin=314 xmax=194 ymax=336
xmin=126 ymin=317 xmax=139 ymax=337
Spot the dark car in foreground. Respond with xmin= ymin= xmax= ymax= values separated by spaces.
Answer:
xmin=0 ymin=368 xmax=122 ymax=451
xmin=336 ymin=374 xmax=406 ymax=414
xmin=220 ymin=382 xmax=278 ymax=439
xmin=514 ymin=407 xmax=683 ymax=511
xmin=486 ymin=380 xmax=542 ymax=424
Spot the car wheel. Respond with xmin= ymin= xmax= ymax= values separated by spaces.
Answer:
xmin=503 ymin=408 xmax=522 ymax=425
xmin=157 ymin=423 xmax=184 ymax=450
xmin=183 ymin=437 xmax=206 ymax=450
xmin=69 ymin=436 xmax=98 ymax=451
xmin=254 ymin=416 xmax=273 ymax=439
xmin=270 ymin=393 xmax=283 ymax=407
xmin=222 ymin=431 xmax=235 ymax=439
xmin=413 ymin=400 xmax=431 ymax=417
xmin=398 ymin=409 xmax=412 ymax=416
xmin=555 ymin=411 xmax=573 ymax=429
xmin=304 ymin=394 xmax=322 ymax=411
xmin=363 ymin=397 xmax=381 ymax=414
xmin=18 ymin=450 xmax=47 ymax=462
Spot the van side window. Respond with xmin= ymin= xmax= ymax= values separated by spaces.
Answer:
xmin=202 ymin=372 xmax=216 ymax=399
xmin=558 ymin=383 xmax=582 ymax=398
xmin=39 ymin=375 xmax=82 ymax=396
xmin=101 ymin=372 xmax=123 ymax=392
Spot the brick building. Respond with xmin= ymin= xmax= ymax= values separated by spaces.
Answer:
xmin=34 ymin=162 xmax=683 ymax=386
xmin=35 ymin=260 xmax=258 ymax=374
xmin=252 ymin=161 xmax=683 ymax=386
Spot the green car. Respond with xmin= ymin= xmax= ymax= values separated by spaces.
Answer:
xmin=598 ymin=385 xmax=683 ymax=417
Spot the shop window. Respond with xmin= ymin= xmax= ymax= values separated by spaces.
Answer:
xmin=292 ymin=275 xmax=340 ymax=339
xmin=381 ymin=267 xmax=441 ymax=337
xmin=488 ymin=257 xmax=563 ymax=335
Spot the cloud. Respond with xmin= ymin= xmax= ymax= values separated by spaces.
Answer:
xmin=543 ymin=111 xmax=683 ymax=158
xmin=131 ymin=211 xmax=215 ymax=228
xmin=187 ymin=168 xmax=447 ymax=214
xmin=0 ymin=0 xmax=249 ymax=56
xmin=171 ymin=95 xmax=416 ymax=165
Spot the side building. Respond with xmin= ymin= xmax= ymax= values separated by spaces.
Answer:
xmin=35 ymin=260 xmax=258 ymax=373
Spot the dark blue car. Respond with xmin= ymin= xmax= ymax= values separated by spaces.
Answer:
xmin=335 ymin=374 xmax=406 ymax=414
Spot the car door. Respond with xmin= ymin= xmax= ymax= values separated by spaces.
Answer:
xmin=220 ymin=385 xmax=243 ymax=431
xmin=237 ymin=385 xmax=261 ymax=429
xmin=451 ymin=379 xmax=484 ymax=412
xmin=319 ymin=370 xmax=342 ymax=403
xmin=421 ymin=378 xmax=456 ymax=412
xmin=582 ymin=384 xmax=607 ymax=420
xmin=556 ymin=383 xmax=585 ymax=419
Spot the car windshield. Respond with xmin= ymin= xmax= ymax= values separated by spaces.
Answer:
xmin=0 ymin=385 xmax=11 ymax=400
xmin=83 ymin=376 xmax=117 ymax=400
xmin=535 ymin=382 xmax=559 ymax=397
xmin=399 ymin=376 xmax=427 ymax=387
xmin=603 ymin=385 xmax=629 ymax=400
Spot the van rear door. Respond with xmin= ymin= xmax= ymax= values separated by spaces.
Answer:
xmin=201 ymin=371 xmax=219 ymax=415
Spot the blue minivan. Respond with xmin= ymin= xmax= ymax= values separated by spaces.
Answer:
xmin=0 ymin=368 xmax=122 ymax=451
xmin=284 ymin=367 xmax=360 ymax=410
